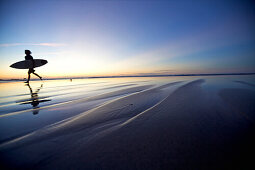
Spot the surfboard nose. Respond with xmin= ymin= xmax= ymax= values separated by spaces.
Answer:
xmin=41 ymin=60 xmax=48 ymax=65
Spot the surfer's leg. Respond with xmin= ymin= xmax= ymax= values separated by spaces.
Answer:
xmin=33 ymin=72 xmax=42 ymax=80
xmin=26 ymin=73 xmax=31 ymax=83
xmin=26 ymin=69 xmax=33 ymax=83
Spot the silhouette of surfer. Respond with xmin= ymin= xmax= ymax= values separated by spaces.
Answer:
xmin=24 ymin=50 xmax=42 ymax=83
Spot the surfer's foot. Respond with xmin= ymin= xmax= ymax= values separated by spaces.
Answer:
xmin=24 ymin=81 xmax=29 ymax=83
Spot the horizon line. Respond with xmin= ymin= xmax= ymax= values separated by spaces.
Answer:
xmin=1 ymin=72 xmax=254 ymax=81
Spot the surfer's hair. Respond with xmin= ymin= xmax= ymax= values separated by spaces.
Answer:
xmin=25 ymin=50 xmax=31 ymax=55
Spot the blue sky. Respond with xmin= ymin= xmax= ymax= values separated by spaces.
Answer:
xmin=0 ymin=0 xmax=254 ymax=78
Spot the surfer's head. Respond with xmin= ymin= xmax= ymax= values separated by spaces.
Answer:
xmin=25 ymin=50 xmax=31 ymax=55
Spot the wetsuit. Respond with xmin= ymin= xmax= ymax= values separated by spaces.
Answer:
xmin=25 ymin=54 xmax=35 ymax=73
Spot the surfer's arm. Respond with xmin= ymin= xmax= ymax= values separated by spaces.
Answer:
xmin=32 ymin=59 xmax=35 ymax=68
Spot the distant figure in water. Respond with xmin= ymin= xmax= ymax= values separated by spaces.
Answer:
xmin=25 ymin=50 xmax=42 ymax=83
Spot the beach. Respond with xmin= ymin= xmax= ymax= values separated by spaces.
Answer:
xmin=0 ymin=76 xmax=254 ymax=169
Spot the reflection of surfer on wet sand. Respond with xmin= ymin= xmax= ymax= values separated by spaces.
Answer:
xmin=27 ymin=83 xmax=42 ymax=108
xmin=16 ymin=83 xmax=51 ymax=115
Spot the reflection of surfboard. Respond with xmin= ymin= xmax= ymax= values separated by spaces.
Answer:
xmin=10 ymin=59 xmax=48 ymax=69
xmin=16 ymin=96 xmax=51 ymax=104
xmin=19 ymin=99 xmax=51 ymax=105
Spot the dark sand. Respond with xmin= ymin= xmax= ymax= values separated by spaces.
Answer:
xmin=0 ymin=77 xmax=254 ymax=169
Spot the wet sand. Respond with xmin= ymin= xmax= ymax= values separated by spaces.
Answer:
xmin=0 ymin=76 xmax=254 ymax=169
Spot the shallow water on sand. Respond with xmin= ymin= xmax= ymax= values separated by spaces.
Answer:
xmin=0 ymin=77 xmax=187 ymax=142
xmin=0 ymin=75 xmax=254 ymax=144
xmin=0 ymin=75 xmax=255 ymax=169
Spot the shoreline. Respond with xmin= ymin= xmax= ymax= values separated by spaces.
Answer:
xmin=1 ymin=72 xmax=255 ymax=82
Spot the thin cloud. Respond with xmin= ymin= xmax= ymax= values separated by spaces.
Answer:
xmin=0 ymin=43 xmax=67 ymax=47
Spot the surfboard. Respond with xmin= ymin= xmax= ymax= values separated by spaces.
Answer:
xmin=10 ymin=59 xmax=48 ymax=69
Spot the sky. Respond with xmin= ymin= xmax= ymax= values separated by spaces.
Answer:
xmin=0 ymin=0 xmax=255 ymax=79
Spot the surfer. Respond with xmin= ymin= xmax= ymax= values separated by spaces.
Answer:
xmin=24 ymin=50 xmax=42 ymax=83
